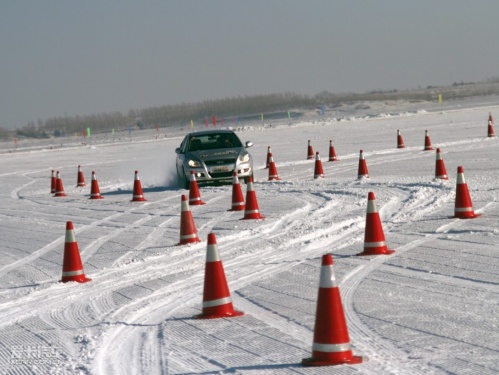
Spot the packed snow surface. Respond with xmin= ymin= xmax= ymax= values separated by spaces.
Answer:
xmin=0 ymin=99 xmax=498 ymax=374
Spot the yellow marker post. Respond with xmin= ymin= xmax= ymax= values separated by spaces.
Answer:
xmin=438 ymin=94 xmax=442 ymax=104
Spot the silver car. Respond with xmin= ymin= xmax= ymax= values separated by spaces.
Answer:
xmin=175 ymin=130 xmax=253 ymax=189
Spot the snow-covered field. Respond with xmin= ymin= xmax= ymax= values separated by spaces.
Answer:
xmin=0 ymin=98 xmax=498 ymax=375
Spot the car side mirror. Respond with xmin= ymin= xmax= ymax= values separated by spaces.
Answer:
xmin=175 ymin=147 xmax=181 ymax=154
xmin=245 ymin=141 xmax=253 ymax=148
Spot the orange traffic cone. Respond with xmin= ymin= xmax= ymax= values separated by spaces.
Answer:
xmin=487 ymin=112 xmax=495 ymax=138
xmin=195 ymin=232 xmax=244 ymax=319
xmin=241 ymin=176 xmax=264 ymax=220
xmin=54 ymin=171 xmax=67 ymax=197
xmin=454 ymin=166 xmax=479 ymax=219
xmin=268 ymin=155 xmax=281 ymax=181
xmin=60 ymin=221 xmax=91 ymax=283
xmin=328 ymin=140 xmax=338 ymax=161
xmin=302 ymin=254 xmax=363 ymax=367
xmin=357 ymin=192 xmax=395 ymax=256
xmin=189 ymin=171 xmax=205 ymax=205
xmin=131 ymin=170 xmax=146 ymax=202
xmin=265 ymin=146 xmax=272 ymax=169
xmin=434 ymin=148 xmax=448 ymax=180
xmin=228 ymin=172 xmax=245 ymax=211
xmin=357 ymin=150 xmax=369 ymax=179
xmin=423 ymin=129 xmax=433 ymax=151
xmin=76 ymin=165 xmax=86 ymax=187
xmin=314 ymin=152 xmax=324 ymax=179
xmin=307 ymin=140 xmax=314 ymax=160
xmin=397 ymin=130 xmax=405 ymax=149
xmin=50 ymin=169 xmax=56 ymax=194
xmin=89 ymin=171 xmax=103 ymax=199
xmin=177 ymin=194 xmax=201 ymax=245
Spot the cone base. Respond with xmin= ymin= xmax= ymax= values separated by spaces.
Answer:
xmin=194 ymin=309 xmax=244 ymax=320
xmin=328 ymin=158 xmax=338 ymax=162
xmin=60 ymin=276 xmax=92 ymax=283
xmin=241 ymin=214 xmax=265 ymax=220
xmin=76 ymin=184 xmax=86 ymax=187
xmin=452 ymin=212 xmax=481 ymax=219
xmin=268 ymin=177 xmax=281 ymax=181
xmin=302 ymin=355 xmax=363 ymax=367
xmin=131 ymin=198 xmax=147 ymax=202
xmin=424 ymin=147 xmax=434 ymax=151
xmin=89 ymin=196 xmax=104 ymax=200
xmin=434 ymin=176 xmax=448 ymax=180
xmin=54 ymin=193 xmax=67 ymax=197
xmin=228 ymin=206 xmax=245 ymax=212
xmin=357 ymin=247 xmax=395 ymax=256
xmin=176 ymin=239 xmax=201 ymax=246
xmin=189 ymin=200 xmax=206 ymax=205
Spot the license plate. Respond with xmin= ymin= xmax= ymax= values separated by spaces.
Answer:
xmin=212 ymin=166 xmax=229 ymax=172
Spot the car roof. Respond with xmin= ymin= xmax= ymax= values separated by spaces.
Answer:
xmin=186 ymin=129 xmax=237 ymax=137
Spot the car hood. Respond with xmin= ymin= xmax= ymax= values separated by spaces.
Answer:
xmin=188 ymin=148 xmax=243 ymax=161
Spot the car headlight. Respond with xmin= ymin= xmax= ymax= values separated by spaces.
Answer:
xmin=239 ymin=153 xmax=250 ymax=163
xmin=188 ymin=159 xmax=202 ymax=167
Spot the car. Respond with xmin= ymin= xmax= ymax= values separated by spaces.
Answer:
xmin=175 ymin=129 xmax=254 ymax=189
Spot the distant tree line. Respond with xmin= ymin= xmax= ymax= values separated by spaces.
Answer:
xmin=19 ymin=92 xmax=315 ymax=138
xmin=6 ymin=80 xmax=499 ymax=140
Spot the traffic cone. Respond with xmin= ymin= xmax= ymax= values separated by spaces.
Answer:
xmin=195 ymin=232 xmax=244 ymax=319
xmin=454 ymin=166 xmax=479 ymax=219
xmin=241 ymin=176 xmax=264 ymax=220
xmin=434 ymin=148 xmax=448 ymax=180
xmin=357 ymin=192 xmax=395 ymax=256
xmin=307 ymin=140 xmax=314 ymax=160
xmin=314 ymin=152 xmax=324 ymax=179
xmin=131 ymin=170 xmax=146 ymax=202
xmin=397 ymin=130 xmax=405 ymax=149
xmin=228 ymin=172 xmax=245 ymax=211
xmin=89 ymin=171 xmax=103 ymax=199
xmin=265 ymin=146 xmax=272 ymax=168
xmin=76 ymin=165 xmax=86 ymax=187
xmin=423 ymin=129 xmax=433 ymax=151
xmin=177 ymin=194 xmax=201 ymax=245
xmin=302 ymin=254 xmax=363 ymax=367
xmin=487 ymin=112 xmax=495 ymax=138
xmin=328 ymin=140 xmax=338 ymax=161
xmin=50 ymin=169 xmax=56 ymax=194
xmin=189 ymin=171 xmax=205 ymax=205
xmin=60 ymin=221 xmax=91 ymax=283
xmin=268 ymin=155 xmax=281 ymax=181
xmin=357 ymin=150 xmax=369 ymax=179
xmin=54 ymin=171 xmax=67 ymax=197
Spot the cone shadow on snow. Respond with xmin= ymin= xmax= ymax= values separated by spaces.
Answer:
xmin=176 ymin=362 xmax=302 ymax=375
xmin=99 ymin=186 xmax=177 ymax=196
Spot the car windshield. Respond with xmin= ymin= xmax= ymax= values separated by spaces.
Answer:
xmin=188 ymin=133 xmax=242 ymax=151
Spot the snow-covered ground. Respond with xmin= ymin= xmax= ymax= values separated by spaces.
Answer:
xmin=0 ymin=98 xmax=498 ymax=375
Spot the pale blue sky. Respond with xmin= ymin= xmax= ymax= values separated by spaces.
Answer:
xmin=2 ymin=1 xmax=499 ymax=129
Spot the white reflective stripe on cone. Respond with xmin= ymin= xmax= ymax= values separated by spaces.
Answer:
xmin=364 ymin=241 xmax=386 ymax=248
xmin=457 ymin=173 xmax=465 ymax=184
xmin=319 ymin=266 xmax=338 ymax=288
xmin=203 ymin=296 xmax=232 ymax=308
xmin=232 ymin=202 xmax=244 ymax=207
xmin=455 ymin=207 xmax=473 ymax=212
xmin=244 ymin=209 xmax=259 ymax=214
xmin=180 ymin=233 xmax=198 ymax=240
xmin=133 ymin=195 xmax=144 ymax=199
xmin=190 ymin=197 xmax=201 ymax=202
xmin=62 ymin=270 xmax=84 ymax=277
xmin=206 ymin=246 xmax=220 ymax=262
xmin=436 ymin=175 xmax=447 ymax=178
xmin=312 ymin=342 xmax=351 ymax=353
xmin=366 ymin=200 xmax=377 ymax=213
xmin=65 ymin=230 xmax=76 ymax=243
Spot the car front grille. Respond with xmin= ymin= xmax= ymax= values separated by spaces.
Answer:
xmin=208 ymin=171 xmax=234 ymax=178
xmin=204 ymin=158 xmax=237 ymax=166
